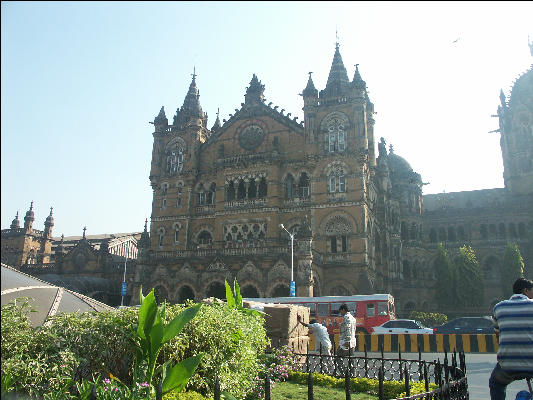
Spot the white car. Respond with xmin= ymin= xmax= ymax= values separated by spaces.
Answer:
xmin=372 ymin=319 xmax=433 ymax=335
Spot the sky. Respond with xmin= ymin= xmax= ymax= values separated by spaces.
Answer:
xmin=2 ymin=1 xmax=532 ymax=238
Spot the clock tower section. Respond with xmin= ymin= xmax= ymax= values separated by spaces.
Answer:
xmin=301 ymin=43 xmax=381 ymax=293
xmin=149 ymin=72 xmax=209 ymax=250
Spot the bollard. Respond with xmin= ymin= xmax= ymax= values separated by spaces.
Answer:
xmin=214 ymin=377 xmax=220 ymax=400
xmin=364 ymin=347 xmax=368 ymax=378
xmin=378 ymin=366 xmax=384 ymax=400
xmin=424 ymin=361 xmax=429 ymax=392
xmin=308 ymin=370 xmax=314 ymax=400
xmin=404 ymin=365 xmax=410 ymax=397
xmin=264 ymin=375 xmax=271 ymax=400
xmin=319 ymin=343 xmax=324 ymax=374
xmin=399 ymin=347 xmax=403 ymax=380
xmin=345 ymin=368 xmax=351 ymax=400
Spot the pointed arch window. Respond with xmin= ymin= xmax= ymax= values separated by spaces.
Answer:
xmin=328 ymin=171 xmax=346 ymax=193
xmin=174 ymin=226 xmax=180 ymax=243
xmin=237 ymin=179 xmax=246 ymax=200
xmin=207 ymin=182 xmax=216 ymax=205
xmin=226 ymin=181 xmax=235 ymax=201
xmin=285 ymin=174 xmax=296 ymax=199
xmin=298 ymin=173 xmax=310 ymax=198
xmin=158 ymin=231 xmax=164 ymax=247
xmin=167 ymin=148 xmax=184 ymax=174
xmin=258 ymin=177 xmax=267 ymax=198
xmin=327 ymin=119 xmax=346 ymax=153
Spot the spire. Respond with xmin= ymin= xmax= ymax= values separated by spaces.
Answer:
xmin=211 ymin=108 xmax=222 ymax=132
xmin=320 ymin=43 xmax=350 ymax=98
xmin=57 ymin=234 xmax=66 ymax=255
xmin=179 ymin=69 xmax=203 ymax=120
xmin=352 ymin=63 xmax=366 ymax=89
xmin=154 ymin=106 xmax=168 ymax=126
xmin=244 ymin=74 xmax=265 ymax=104
xmin=139 ymin=218 xmax=150 ymax=249
xmin=302 ymin=72 xmax=318 ymax=97
xmin=82 ymin=226 xmax=87 ymax=239
xmin=24 ymin=201 xmax=35 ymax=230
xmin=389 ymin=144 xmax=394 ymax=154
xmin=10 ymin=211 xmax=20 ymax=229
xmin=499 ymin=89 xmax=507 ymax=108
xmin=45 ymin=207 xmax=54 ymax=225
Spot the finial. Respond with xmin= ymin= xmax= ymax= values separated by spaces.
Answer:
xmin=335 ymin=26 xmax=339 ymax=48
xmin=308 ymin=72 xmax=313 ymax=78
xmin=16 ymin=211 xmax=19 ymax=218
xmin=192 ymin=67 xmax=197 ymax=80
xmin=61 ymin=234 xmax=64 ymax=242
xmin=217 ymin=107 xmax=220 ymax=118
xmin=144 ymin=218 xmax=148 ymax=232
xmin=49 ymin=207 xmax=53 ymax=215
xmin=389 ymin=144 xmax=394 ymax=154
xmin=30 ymin=201 xmax=34 ymax=211
xmin=82 ymin=226 xmax=87 ymax=239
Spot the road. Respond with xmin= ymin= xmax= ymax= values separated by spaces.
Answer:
xmin=363 ymin=352 xmax=530 ymax=400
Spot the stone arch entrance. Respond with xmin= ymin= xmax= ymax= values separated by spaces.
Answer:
xmin=154 ymin=285 xmax=169 ymax=304
xmin=206 ymin=281 xmax=226 ymax=299
xmin=241 ymin=284 xmax=260 ymax=298
xmin=176 ymin=285 xmax=195 ymax=303
xmin=270 ymin=284 xmax=289 ymax=297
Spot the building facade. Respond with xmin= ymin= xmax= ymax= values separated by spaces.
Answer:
xmin=134 ymin=42 xmax=533 ymax=314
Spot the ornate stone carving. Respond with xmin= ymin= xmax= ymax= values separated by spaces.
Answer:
xmin=238 ymin=124 xmax=265 ymax=150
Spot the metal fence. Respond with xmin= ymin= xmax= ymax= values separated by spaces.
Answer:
xmin=212 ymin=346 xmax=469 ymax=400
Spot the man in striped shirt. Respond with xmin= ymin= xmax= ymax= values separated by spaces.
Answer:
xmin=489 ymin=278 xmax=533 ymax=400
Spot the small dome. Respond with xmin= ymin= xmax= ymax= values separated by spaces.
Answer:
xmin=509 ymin=67 xmax=533 ymax=108
xmin=388 ymin=153 xmax=413 ymax=174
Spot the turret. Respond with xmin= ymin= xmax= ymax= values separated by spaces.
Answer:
xmin=23 ymin=201 xmax=34 ymax=232
xmin=211 ymin=108 xmax=222 ymax=133
xmin=302 ymin=72 xmax=318 ymax=107
xmin=319 ymin=42 xmax=350 ymax=100
xmin=174 ymin=70 xmax=208 ymax=129
xmin=153 ymin=106 xmax=168 ymax=133
xmin=10 ymin=211 xmax=20 ymax=229
xmin=244 ymin=74 xmax=265 ymax=105
xmin=44 ymin=207 xmax=54 ymax=238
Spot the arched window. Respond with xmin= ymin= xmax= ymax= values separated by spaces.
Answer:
xmin=197 ymin=184 xmax=206 ymax=205
xmin=258 ymin=177 xmax=267 ymax=198
xmin=207 ymin=183 xmax=216 ymax=205
xmin=177 ymin=286 xmax=195 ymax=303
xmin=328 ymin=170 xmax=346 ymax=193
xmin=198 ymin=231 xmax=213 ymax=246
xmin=448 ymin=227 xmax=456 ymax=242
xmin=298 ymin=173 xmax=310 ymax=198
xmin=177 ymin=184 xmax=182 ymax=207
xmin=237 ymin=179 xmax=246 ymax=200
xmin=325 ymin=215 xmax=351 ymax=254
xmin=174 ymin=226 xmax=180 ymax=243
xmin=327 ymin=119 xmax=346 ymax=153
xmin=429 ymin=228 xmax=437 ymax=243
xmin=248 ymin=178 xmax=257 ymax=199
xmin=227 ymin=181 xmax=235 ymax=201
xmin=457 ymin=226 xmax=465 ymax=241
xmin=285 ymin=174 xmax=296 ymax=199
xmin=438 ymin=227 xmax=447 ymax=241
xmin=166 ymin=148 xmax=184 ymax=174
xmin=480 ymin=224 xmax=488 ymax=239
xmin=158 ymin=229 xmax=165 ymax=247
xmin=154 ymin=285 xmax=169 ymax=304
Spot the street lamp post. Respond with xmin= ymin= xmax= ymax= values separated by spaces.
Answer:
xmin=280 ymin=224 xmax=295 ymax=297
xmin=120 ymin=242 xmax=128 ymax=307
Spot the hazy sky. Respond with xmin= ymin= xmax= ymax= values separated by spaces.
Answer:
xmin=2 ymin=1 xmax=532 ymax=237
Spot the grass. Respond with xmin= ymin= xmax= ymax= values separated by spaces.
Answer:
xmin=272 ymin=381 xmax=378 ymax=399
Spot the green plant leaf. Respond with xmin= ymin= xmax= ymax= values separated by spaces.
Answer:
xmin=221 ymin=391 xmax=239 ymax=400
xmin=137 ymin=290 xmax=157 ymax=340
xmin=225 ymin=280 xmax=235 ymax=309
xmin=161 ymin=304 xmax=201 ymax=344
xmin=234 ymin=279 xmax=242 ymax=308
xmin=161 ymin=354 xmax=204 ymax=394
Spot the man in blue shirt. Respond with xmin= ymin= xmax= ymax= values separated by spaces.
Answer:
xmin=489 ymin=278 xmax=533 ymax=400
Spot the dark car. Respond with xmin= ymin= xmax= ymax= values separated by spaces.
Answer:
xmin=433 ymin=317 xmax=495 ymax=334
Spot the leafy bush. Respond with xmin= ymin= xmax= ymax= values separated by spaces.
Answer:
xmin=288 ymin=371 xmax=437 ymax=399
xmin=160 ymin=300 xmax=269 ymax=399
xmin=409 ymin=311 xmax=447 ymax=327
xmin=162 ymin=390 xmax=210 ymax=400
xmin=2 ymin=297 xmax=268 ymax=399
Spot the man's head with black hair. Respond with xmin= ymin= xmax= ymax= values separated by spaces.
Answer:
xmin=339 ymin=303 xmax=348 ymax=315
xmin=310 ymin=319 xmax=318 ymax=324
xmin=513 ymin=278 xmax=533 ymax=298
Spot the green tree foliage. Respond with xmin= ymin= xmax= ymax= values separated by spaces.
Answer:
xmin=433 ymin=243 xmax=456 ymax=311
xmin=454 ymin=246 xmax=484 ymax=310
xmin=409 ymin=311 xmax=447 ymax=327
xmin=500 ymin=243 xmax=525 ymax=297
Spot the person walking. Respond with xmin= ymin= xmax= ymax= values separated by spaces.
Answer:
xmin=337 ymin=303 xmax=357 ymax=356
xmin=298 ymin=315 xmax=332 ymax=355
xmin=489 ymin=278 xmax=533 ymax=400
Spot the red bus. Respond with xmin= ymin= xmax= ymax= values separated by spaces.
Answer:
xmin=244 ymin=294 xmax=395 ymax=335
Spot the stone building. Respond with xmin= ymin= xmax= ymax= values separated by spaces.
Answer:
xmin=1 ymin=208 xmax=141 ymax=306
xmin=133 ymin=41 xmax=532 ymax=314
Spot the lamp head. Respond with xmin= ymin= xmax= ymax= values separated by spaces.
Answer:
xmin=280 ymin=223 xmax=285 ymax=229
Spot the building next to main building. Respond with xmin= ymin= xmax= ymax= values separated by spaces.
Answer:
xmin=3 ymin=42 xmax=532 ymax=315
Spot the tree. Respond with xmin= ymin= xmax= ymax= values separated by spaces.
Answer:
xmin=433 ymin=243 xmax=456 ymax=313
xmin=500 ymin=243 xmax=524 ymax=298
xmin=454 ymin=246 xmax=484 ymax=311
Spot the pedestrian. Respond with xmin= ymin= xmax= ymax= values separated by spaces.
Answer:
xmin=298 ymin=315 xmax=332 ymax=355
xmin=337 ymin=303 xmax=357 ymax=356
xmin=489 ymin=277 xmax=533 ymax=400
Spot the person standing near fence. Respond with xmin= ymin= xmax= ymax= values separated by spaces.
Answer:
xmin=297 ymin=315 xmax=332 ymax=355
xmin=489 ymin=277 xmax=533 ymax=400
xmin=337 ymin=303 xmax=357 ymax=356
